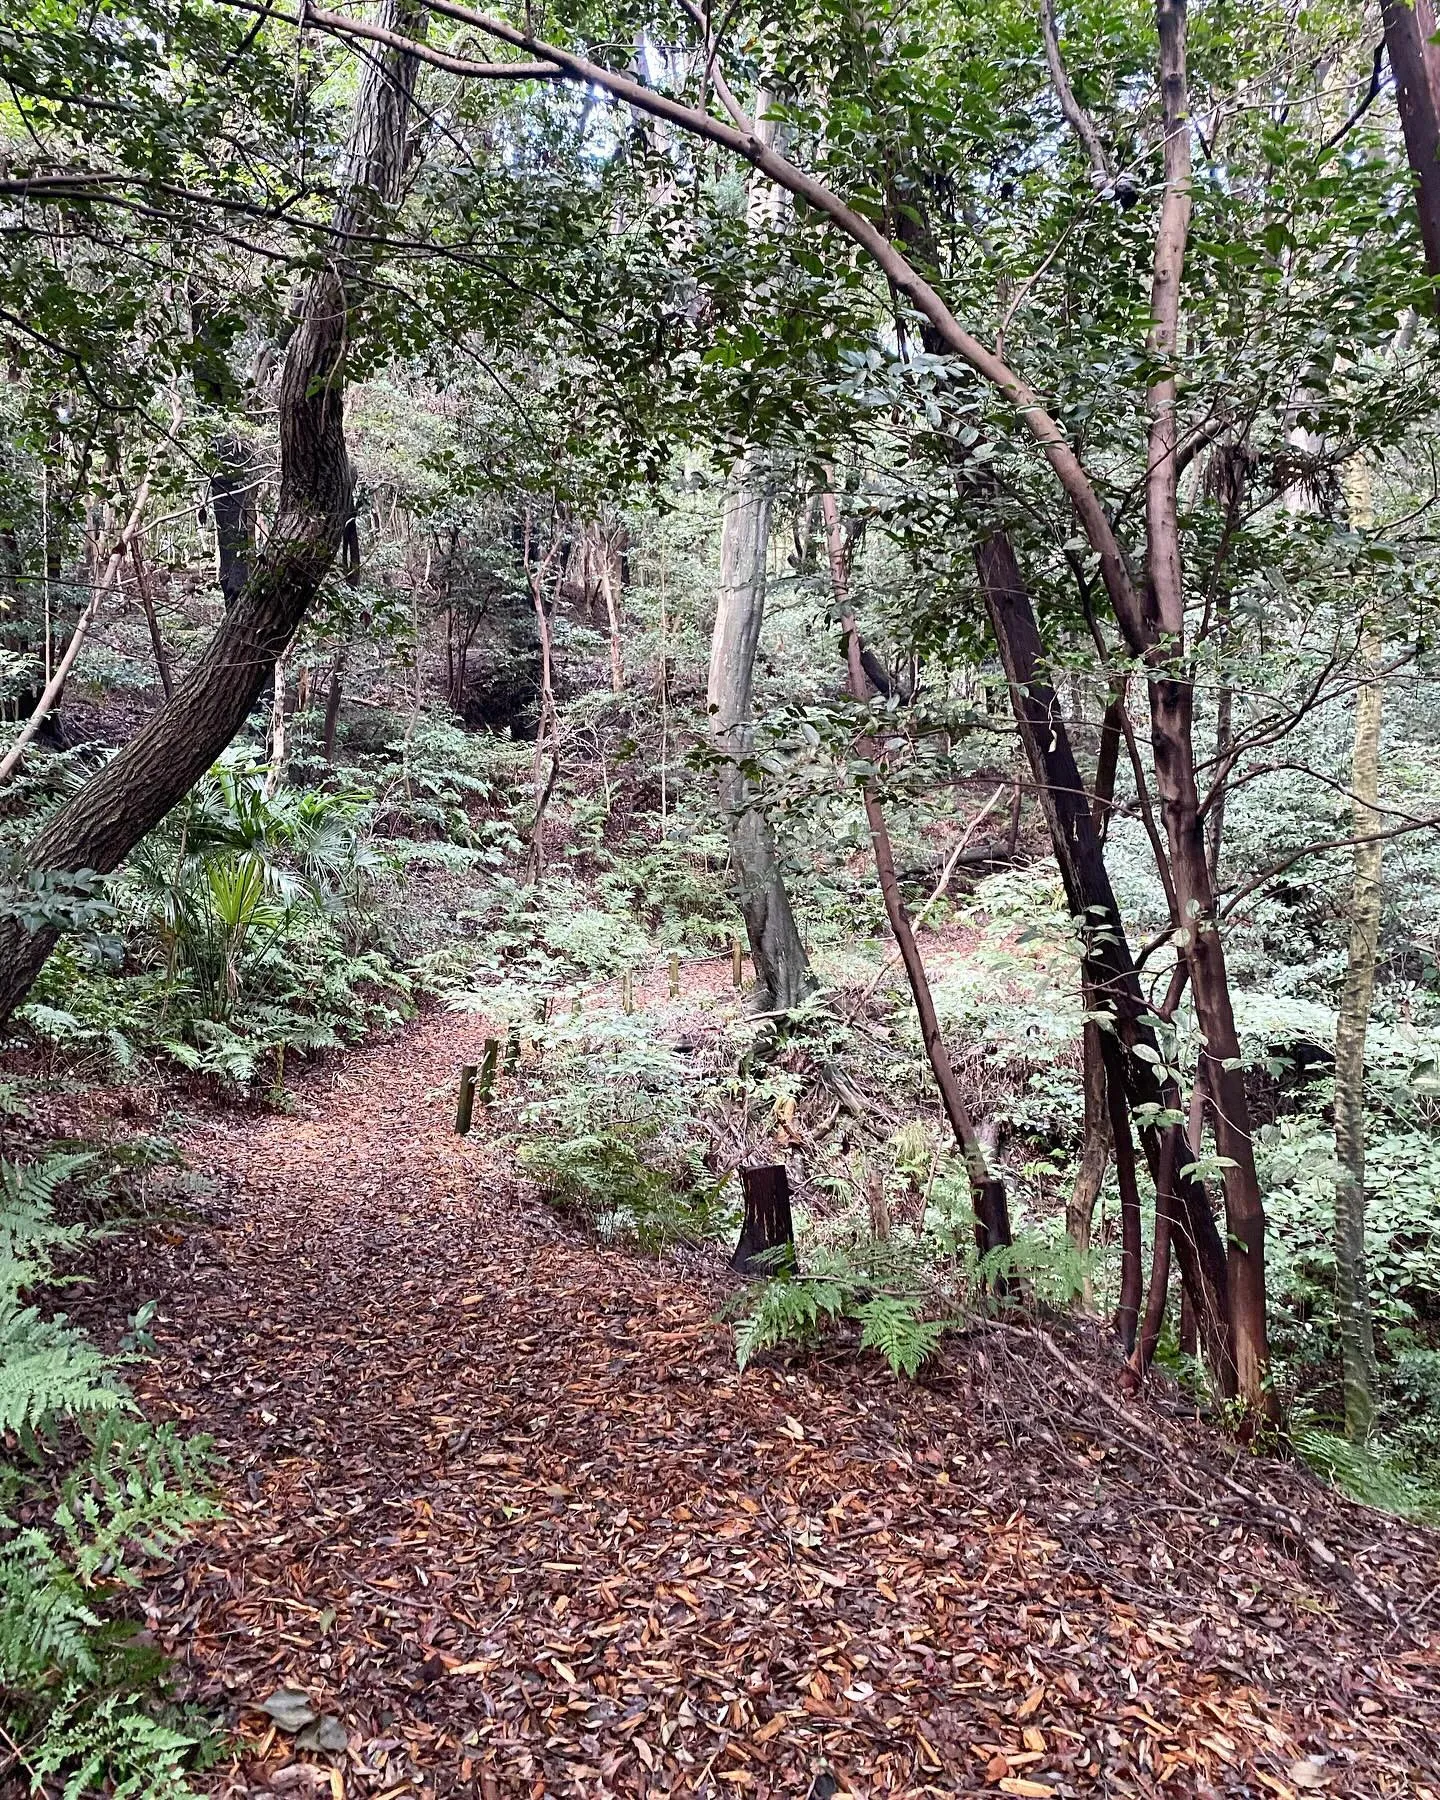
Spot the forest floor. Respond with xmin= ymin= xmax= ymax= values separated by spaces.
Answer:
xmin=79 ymin=1002 xmax=1440 ymax=1800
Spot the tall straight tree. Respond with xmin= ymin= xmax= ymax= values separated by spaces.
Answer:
xmin=0 ymin=0 xmax=427 ymax=1022
xmin=1333 ymin=464 xmax=1385 ymax=1440
xmin=707 ymin=104 xmax=814 ymax=1012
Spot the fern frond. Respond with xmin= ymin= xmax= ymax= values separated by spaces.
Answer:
xmin=855 ymin=1295 xmax=946 ymax=1378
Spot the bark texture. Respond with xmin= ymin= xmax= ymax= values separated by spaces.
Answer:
xmin=975 ymin=533 xmax=1234 ymax=1389
xmin=708 ymin=448 xmax=815 ymax=1013
xmin=732 ymin=1164 xmax=795 ymax=1273
xmin=0 ymin=0 xmax=425 ymax=1023
xmin=1384 ymin=0 xmax=1440 ymax=295
xmin=1334 ymin=466 xmax=1384 ymax=1440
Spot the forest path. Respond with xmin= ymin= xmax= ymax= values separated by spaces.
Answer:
xmin=117 ymin=1006 xmax=1439 ymax=1800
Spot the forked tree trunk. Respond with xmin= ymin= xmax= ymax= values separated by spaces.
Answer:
xmin=708 ymin=448 xmax=815 ymax=1013
xmin=1334 ymin=466 xmax=1384 ymax=1440
xmin=975 ymin=532 xmax=1234 ymax=1391
xmin=0 ymin=0 xmax=426 ymax=1023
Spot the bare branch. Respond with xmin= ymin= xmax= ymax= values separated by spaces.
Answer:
xmin=1039 ymin=0 xmax=1111 ymax=190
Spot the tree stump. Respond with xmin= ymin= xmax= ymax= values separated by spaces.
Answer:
xmin=731 ymin=1164 xmax=795 ymax=1274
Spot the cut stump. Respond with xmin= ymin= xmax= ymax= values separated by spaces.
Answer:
xmin=732 ymin=1164 xmax=795 ymax=1274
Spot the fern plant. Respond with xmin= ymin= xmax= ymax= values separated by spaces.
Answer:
xmin=726 ymin=1238 xmax=949 ymax=1378
xmin=0 ymin=1152 xmax=217 ymax=1798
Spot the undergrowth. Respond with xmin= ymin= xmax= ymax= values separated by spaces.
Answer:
xmin=0 ymin=1152 xmax=217 ymax=1798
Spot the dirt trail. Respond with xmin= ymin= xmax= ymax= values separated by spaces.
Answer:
xmin=105 ymin=1007 xmax=1438 ymax=1799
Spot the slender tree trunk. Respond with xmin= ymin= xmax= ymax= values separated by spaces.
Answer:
xmin=597 ymin=526 xmax=624 ymax=694
xmin=708 ymin=448 xmax=815 ymax=1012
xmin=1092 ymin=681 xmax=1125 ymax=839
xmin=130 ymin=537 xmax=173 ymax=700
xmin=1106 ymin=1051 xmax=1144 ymax=1355
xmin=1140 ymin=0 xmax=1273 ymax=1416
xmin=526 ymin=525 xmax=561 ymax=881
xmin=1383 ymin=0 xmax=1440 ymax=295
xmin=975 ymin=531 xmax=1235 ymax=1391
xmin=1334 ymin=468 xmax=1384 ymax=1440
xmin=323 ymin=651 xmax=345 ymax=762
xmin=1066 ymin=1018 xmax=1109 ymax=1303
xmin=0 ymin=0 xmax=426 ymax=1022
xmin=264 ymin=656 xmax=288 ymax=797
xmin=210 ymin=434 xmax=258 ymax=612
xmin=824 ymin=491 xmax=1011 ymax=1254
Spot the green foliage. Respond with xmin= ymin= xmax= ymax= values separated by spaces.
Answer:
xmin=727 ymin=1240 xmax=947 ymax=1378
xmin=0 ymin=1152 xmax=216 ymax=1798
xmin=16 ymin=758 xmax=412 ymax=1086
xmin=520 ymin=1126 xmax=731 ymax=1251
xmin=1289 ymin=1416 xmax=1440 ymax=1524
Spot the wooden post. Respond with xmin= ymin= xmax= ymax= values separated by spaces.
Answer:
xmin=669 ymin=950 xmax=680 ymax=998
xmin=504 ymin=1026 xmax=520 ymax=1076
xmin=477 ymin=1038 xmax=499 ymax=1104
xmin=622 ymin=971 xmax=635 ymax=1015
xmin=455 ymin=1064 xmax=478 ymax=1135
xmin=732 ymin=1164 xmax=795 ymax=1274
xmin=731 ymin=936 xmax=743 ymax=989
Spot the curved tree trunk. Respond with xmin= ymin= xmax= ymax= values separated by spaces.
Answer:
xmin=708 ymin=447 xmax=815 ymax=1013
xmin=0 ymin=0 xmax=425 ymax=1024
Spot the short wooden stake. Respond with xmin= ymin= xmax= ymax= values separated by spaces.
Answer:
xmin=622 ymin=971 xmax=635 ymax=1015
xmin=477 ymin=1037 xmax=499 ymax=1103
xmin=731 ymin=936 xmax=743 ymax=989
xmin=455 ymin=1064 xmax=478 ymax=1135
xmin=504 ymin=1025 xmax=520 ymax=1076
xmin=669 ymin=950 xmax=680 ymax=998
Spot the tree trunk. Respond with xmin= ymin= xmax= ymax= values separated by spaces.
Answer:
xmin=264 ymin=656 xmax=288 ymax=797
xmin=597 ymin=526 xmax=624 ymax=694
xmin=1384 ymin=0 xmax=1440 ymax=296
xmin=1106 ymin=1045 xmax=1144 ymax=1355
xmin=130 ymin=537 xmax=173 ymax=701
xmin=1334 ymin=468 xmax=1384 ymax=1440
xmin=1137 ymin=0 xmax=1273 ymax=1417
xmin=708 ymin=448 xmax=815 ymax=1013
xmin=825 ymin=492 xmax=1011 ymax=1255
xmin=974 ymin=531 xmax=1235 ymax=1391
xmin=210 ymin=434 xmax=258 ymax=613
xmin=732 ymin=1164 xmax=795 ymax=1273
xmin=1092 ymin=682 xmax=1125 ymax=839
xmin=0 ymin=0 xmax=426 ymax=1023
xmin=323 ymin=651 xmax=345 ymax=762
xmin=1066 ymin=1018 xmax=1109 ymax=1304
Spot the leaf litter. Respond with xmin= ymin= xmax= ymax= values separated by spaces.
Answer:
xmin=75 ymin=1006 xmax=1440 ymax=1798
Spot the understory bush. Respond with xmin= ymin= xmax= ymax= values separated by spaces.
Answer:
xmin=0 ymin=1153 xmax=217 ymax=1797
xmin=12 ymin=756 xmax=414 ymax=1086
